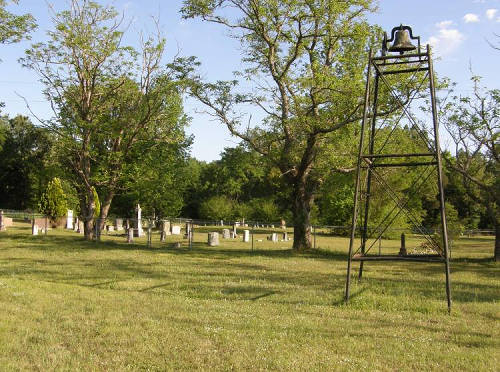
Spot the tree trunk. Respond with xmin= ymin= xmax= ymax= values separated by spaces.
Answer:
xmin=292 ymin=186 xmax=313 ymax=251
xmin=99 ymin=190 xmax=115 ymax=231
xmin=80 ymin=188 xmax=96 ymax=241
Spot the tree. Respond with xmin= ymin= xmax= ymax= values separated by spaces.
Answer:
xmin=22 ymin=0 xmax=188 ymax=239
xmin=0 ymin=115 xmax=54 ymax=209
xmin=441 ymin=76 xmax=499 ymax=260
xmin=39 ymin=177 xmax=67 ymax=220
xmin=178 ymin=0 xmax=380 ymax=250
xmin=0 ymin=0 xmax=36 ymax=45
xmin=199 ymin=196 xmax=235 ymax=221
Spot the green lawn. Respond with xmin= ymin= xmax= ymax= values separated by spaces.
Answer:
xmin=0 ymin=222 xmax=498 ymax=371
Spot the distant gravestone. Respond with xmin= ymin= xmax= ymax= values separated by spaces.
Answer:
xmin=268 ymin=233 xmax=278 ymax=243
xmin=220 ymin=220 xmax=224 ymax=226
xmin=127 ymin=228 xmax=134 ymax=243
xmin=32 ymin=221 xmax=38 ymax=235
xmin=230 ymin=231 xmax=238 ymax=239
xmin=281 ymin=219 xmax=286 ymax=229
xmin=222 ymin=229 xmax=230 ymax=239
xmin=0 ymin=210 xmax=6 ymax=231
xmin=232 ymin=224 xmax=237 ymax=236
xmin=78 ymin=220 xmax=84 ymax=234
xmin=282 ymin=232 xmax=289 ymax=242
xmin=208 ymin=232 xmax=219 ymax=246
xmin=115 ymin=218 xmax=124 ymax=231
xmin=243 ymin=230 xmax=250 ymax=243
xmin=107 ymin=225 xmax=114 ymax=232
xmin=134 ymin=204 xmax=144 ymax=237
xmin=171 ymin=225 xmax=181 ymax=235
xmin=66 ymin=210 xmax=73 ymax=229
xmin=73 ymin=217 xmax=79 ymax=232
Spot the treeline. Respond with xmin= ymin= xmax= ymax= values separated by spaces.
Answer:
xmin=0 ymin=114 xmax=494 ymax=233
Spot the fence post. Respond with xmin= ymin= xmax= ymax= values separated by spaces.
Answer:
xmin=44 ymin=216 xmax=48 ymax=236
xmin=251 ymin=224 xmax=254 ymax=251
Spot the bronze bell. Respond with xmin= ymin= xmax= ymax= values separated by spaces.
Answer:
xmin=389 ymin=29 xmax=416 ymax=54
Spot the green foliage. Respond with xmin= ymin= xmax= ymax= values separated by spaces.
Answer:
xmin=0 ymin=115 xmax=55 ymax=210
xmin=247 ymin=198 xmax=280 ymax=222
xmin=199 ymin=196 xmax=234 ymax=220
xmin=38 ymin=177 xmax=67 ymax=220
xmin=0 ymin=0 xmax=36 ymax=45
xmin=91 ymin=187 xmax=100 ymax=218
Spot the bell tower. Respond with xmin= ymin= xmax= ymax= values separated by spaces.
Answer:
xmin=344 ymin=25 xmax=452 ymax=311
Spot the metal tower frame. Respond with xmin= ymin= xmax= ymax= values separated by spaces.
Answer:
xmin=344 ymin=25 xmax=452 ymax=312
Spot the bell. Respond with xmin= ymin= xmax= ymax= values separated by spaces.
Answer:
xmin=389 ymin=29 xmax=416 ymax=54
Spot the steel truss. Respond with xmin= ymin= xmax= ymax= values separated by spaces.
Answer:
xmin=344 ymin=42 xmax=452 ymax=312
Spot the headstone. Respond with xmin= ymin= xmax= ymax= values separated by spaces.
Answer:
xmin=281 ymin=219 xmax=286 ymax=229
xmin=268 ymin=233 xmax=278 ymax=242
xmin=134 ymin=204 xmax=144 ymax=237
xmin=127 ymin=228 xmax=134 ymax=243
xmin=161 ymin=220 xmax=171 ymax=241
xmin=243 ymin=230 xmax=250 ymax=243
xmin=232 ymin=224 xmax=237 ymax=236
xmin=220 ymin=220 xmax=224 ymax=226
xmin=208 ymin=232 xmax=219 ymax=246
xmin=171 ymin=225 xmax=181 ymax=235
xmin=78 ymin=220 xmax=84 ymax=234
xmin=32 ymin=221 xmax=38 ymax=236
xmin=107 ymin=225 xmax=114 ymax=232
xmin=184 ymin=222 xmax=192 ymax=238
xmin=115 ymin=218 xmax=123 ymax=231
xmin=230 ymin=231 xmax=237 ymax=239
xmin=74 ymin=217 xmax=79 ymax=231
xmin=222 ymin=228 xmax=230 ymax=239
xmin=0 ymin=210 xmax=6 ymax=231
xmin=282 ymin=232 xmax=289 ymax=242
xmin=66 ymin=210 xmax=73 ymax=229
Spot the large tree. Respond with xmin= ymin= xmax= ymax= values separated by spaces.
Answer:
xmin=441 ymin=76 xmax=499 ymax=260
xmin=22 ymin=0 xmax=188 ymax=239
xmin=178 ymin=0 xmax=378 ymax=250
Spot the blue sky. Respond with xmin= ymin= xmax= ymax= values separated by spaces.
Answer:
xmin=1 ymin=0 xmax=499 ymax=161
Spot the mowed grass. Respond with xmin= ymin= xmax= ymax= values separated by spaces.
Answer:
xmin=0 ymin=222 xmax=498 ymax=371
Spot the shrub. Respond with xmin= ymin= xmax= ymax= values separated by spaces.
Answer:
xmin=38 ymin=177 xmax=67 ymax=220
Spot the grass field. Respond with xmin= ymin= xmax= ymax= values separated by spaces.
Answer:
xmin=0 ymin=222 xmax=498 ymax=371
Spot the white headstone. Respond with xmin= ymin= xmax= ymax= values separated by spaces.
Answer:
xmin=269 ymin=233 xmax=278 ymax=243
xmin=134 ymin=204 xmax=143 ymax=236
xmin=115 ymin=218 xmax=124 ymax=231
xmin=222 ymin=229 xmax=230 ymax=239
xmin=66 ymin=210 xmax=73 ymax=229
xmin=208 ymin=232 xmax=219 ymax=246
xmin=171 ymin=225 xmax=181 ymax=235
xmin=32 ymin=223 xmax=38 ymax=235
xmin=243 ymin=230 xmax=250 ymax=243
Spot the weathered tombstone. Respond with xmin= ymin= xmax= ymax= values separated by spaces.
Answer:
xmin=107 ymin=225 xmax=114 ymax=232
xmin=243 ymin=230 xmax=250 ymax=243
xmin=220 ymin=219 xmax=224 ymax=226
xmin=232 ymin=224 xmax=237 ymax=236
xmin=171 ymin=225 xmax=181 ymax=235
xmin=134 ymin=204 xmax=144 ymax=237
xmin=222 ymin=228 xmax=230 ymax=239
xmin=282 ymin=232 xmax=289 ymax=242
xmin=127 ymin=228 xmax=134 ymax=243
xmin=73 ymin=217 xmax=79 ymax=231
xmin=32 ymin=220 xmax=38 ymax=235
xmin=0 ymin=210 xmax=6 ymax=231
xmin=208 ymin=232 xmax=219 ymax=246
xmin=115 ymin=218 xmax=124 ymax=231
xmin=66 ymin=210 xmax=73 ymax=229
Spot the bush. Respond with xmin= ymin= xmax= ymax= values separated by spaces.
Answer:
xmin=38 ymin=177 xmax=67 ymax=220
xmin=199 ymin=196 xmax=234 ymax=220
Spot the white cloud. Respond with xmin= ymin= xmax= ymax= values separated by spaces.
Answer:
xmin=436 ymin=20 xmax=454 ymax=29
xmin=463 ymin=13 xmax=480 ymax=23
xmin=427 ymin=23 xmax=465 ymax=57
xmin=486 ymin=8 xmax=498 ymax=19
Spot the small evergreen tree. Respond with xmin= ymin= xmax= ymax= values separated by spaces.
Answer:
xmin=38 ymin=177 xmax=67 ymax=220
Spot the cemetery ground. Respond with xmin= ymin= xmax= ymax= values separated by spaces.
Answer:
xmin=0 ymin=222 xmax=498 ymax=371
